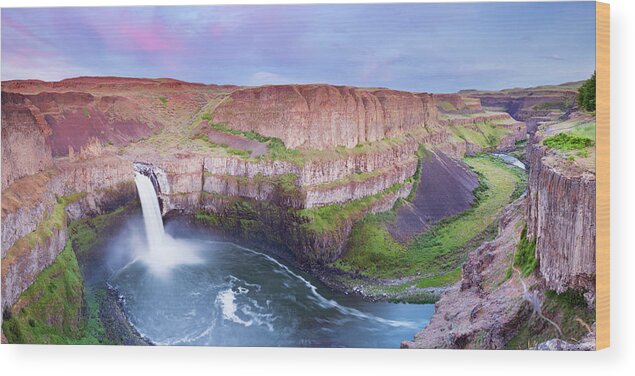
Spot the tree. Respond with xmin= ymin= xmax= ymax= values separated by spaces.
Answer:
xmin=577 ymin=72 xmax=596 ymax=112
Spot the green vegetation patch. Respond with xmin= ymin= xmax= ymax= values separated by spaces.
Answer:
xmin=299 ymin=180 xmax=409 ymax=235
xmin=2 ymin=202 xmax=131 ymax=344
xmin=2 ymin=242 xmax=101 ymax=344
xmin=513 ymin=226 xmax=538 ymax=277
xmin=543 ymin=132 xmax=594 ymax=151
xmin=158 ymin=95 xmax=168 ymax=107
xmin=450 ymin=121 xmax=513 ymax=149
xmin=577 ymin=72 xmax=596 ymax=112
xmin=209 ymin=122 xmax=305 ymax=164
xmin=333 ymin=155 xmax=524 ymax=286
xmin=203 ymin=120 xmax=426 ymax=167
xmin=438 ymin=101 xmax=458 ymax=111
xmin=1 ymin=196 xmax=72 ymax=274
xmin=505 ymin=289 xmax=595 ymax=349
xmin=68 ymin=206 xmax=125 ymax=257
xmin=569 ymin=123 xmax=597 ymax=141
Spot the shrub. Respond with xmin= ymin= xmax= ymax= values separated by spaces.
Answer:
xmin=577 ymin=72 xmax=596 ymax=112
xmin=543 ymin=132 xmax=594 ymax=151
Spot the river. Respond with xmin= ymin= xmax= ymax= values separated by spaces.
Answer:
xmin=82 ymin=212 xmax=433 ymax=348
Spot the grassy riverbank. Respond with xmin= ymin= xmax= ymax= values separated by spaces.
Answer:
xmin=329 ymin=154 xmax=526 ymax=297
xmin=2 ymin=205 xmax=136 ymax=344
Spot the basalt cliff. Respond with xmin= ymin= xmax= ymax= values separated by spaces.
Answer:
xmin=1 ymin=77 xmax=526 ymax=315
xmin=2 ymin=77 xmax=596 ymax=350
xmin=404 ymin=85 xmax=597 ymax=350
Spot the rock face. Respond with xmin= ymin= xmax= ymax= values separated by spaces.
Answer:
xmin=1 ymin=77 xmax=232 ymax=157
xmin=1 ymin=92 xmax=54 ymax=187
xmin=1 ymin=158 xmax=135 ymax=311
xmin=534 ymin=328 xmax=596 ymax=351
xmin=402 ymin=198 xmax=533 ymax=349
xmin=2 ymin=81 xmax=139 ymax=312
xmin=460 ymin=84 xmax=579 ymax=122
xmin=1 ymin=212 xmax=68 ymax=313
xmin=1 ymin=77 xmax=528 ymax=331
xmin=304 ymin=158 xmax=417 ymax=208
xmin=525 ymin=142 xmax=596 ymax=299
xmin=212 ymin=84 xmax=438 ymax=149
xmin=388 ymin=150 xmax=479 ymax=242
xmin=435 ymin=93 xmax=483 ymax=113
xmin=2 ymin=91 xmax=162 ymax=157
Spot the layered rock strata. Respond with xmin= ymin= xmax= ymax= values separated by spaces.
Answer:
xmin=1 ymin=156 xmax=135 ymax=310
xmin=402 ymin=197 xmax=534 ymax=349
xmin=525 ymin=142 xmax=596 ymax=299
xmin=212 ymin=84 xmax=439 ymax=149
xmin=1 ymin=77 xmax=527 ymax=323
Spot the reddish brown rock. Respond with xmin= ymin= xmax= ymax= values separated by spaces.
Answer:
xmin=525 ymin=142 xmax=596 ymax=299
xmin=1 ymin=92 xmax=54 ymax=187
xmin=212 ymin=84 xmax=438 ymax=149
xmin=402 ymin=198 xmax=534 ymax=349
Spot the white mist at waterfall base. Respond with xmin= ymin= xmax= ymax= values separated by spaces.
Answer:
xmin=133 ymin=172 xmax=201 ymax=277
xmin=103 ymin=173 xmax=434 ymax=347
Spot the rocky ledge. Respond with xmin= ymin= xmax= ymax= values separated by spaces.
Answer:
xmin=401 ymin=197 xmax=533 ymax=349
xmin=525 ymin=141 xmax=596 ymax=304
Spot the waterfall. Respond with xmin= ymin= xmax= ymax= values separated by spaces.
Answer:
xmin=134 ymin=172 xmax=165 ymax=253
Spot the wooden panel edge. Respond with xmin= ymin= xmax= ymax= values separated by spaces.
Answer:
xmin=595 ymin=1 xmax=610 ymax=351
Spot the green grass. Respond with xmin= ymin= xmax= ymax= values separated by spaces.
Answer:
xmin=299 ymin=180 xmax=409 ymax=235
xmin=158 ymin=96 xmax=168 ymax=107
xmin=208 ymin=123 xmax=305 ymax=164
xmin=332 ymin=154 xmax=523 ymax=286
xmin=194 ymin=133 xmax=253 ymax=158
xmin=1 ymin=196 xmax=73 ymax=274
xmin=514 ymin=226 xmax=538 ymax=277
xmin=2 ymin=242 xmax=100 ymax=344
xmin=569 ymin=123 xmax=597 ymax=141
xmin=450 ymin=122 xmax=513 ymax=149
xmin=2 ymin=203 xmax=130 ymax=344
xmin=438 ymin=101 xmax=458 ymax=111
xmin=543 ymin=132 xmax=595 ymax=151
xmin=82 ymin=107 xmax=91 ymax=119
xmin=505 ymin=289 xmax=595 ymax=349
xmin=68 ymin=206 xmax=125 ymax=257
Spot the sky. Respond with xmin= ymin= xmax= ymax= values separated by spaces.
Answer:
xmin=1 ymin=2 xmax=596 ymax=92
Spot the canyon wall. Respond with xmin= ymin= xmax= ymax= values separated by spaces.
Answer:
xmin=460 ymin=84 xmax=579 ymax=122
xmin=525 ymin=142 xmax=596 ymax=299
xmin=2 ymin=82 xmax=142 ymax=311
xmin=402 ymin=198 xmax=532 ymax=349
xmin=212 ymin=84 xmax=439 ymax=149
xmin=1 ymin=157 xmax=135 ymax=310
xmin=1 ymin=78 xmax=525 ymax=316
xmin=1 ymin=93 xmax=54 ymax=187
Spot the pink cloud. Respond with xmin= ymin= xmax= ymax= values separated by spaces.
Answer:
xmin=87 ymin=11 xmax=183 ymax=53
xmin=114 ymin=23 xmax=179 ymax=52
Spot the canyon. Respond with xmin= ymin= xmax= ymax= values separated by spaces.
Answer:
xmin=1 ymin=77 xmax=595 ymax=349
xmin=403 ymin=84 xmax=597 ymax=349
